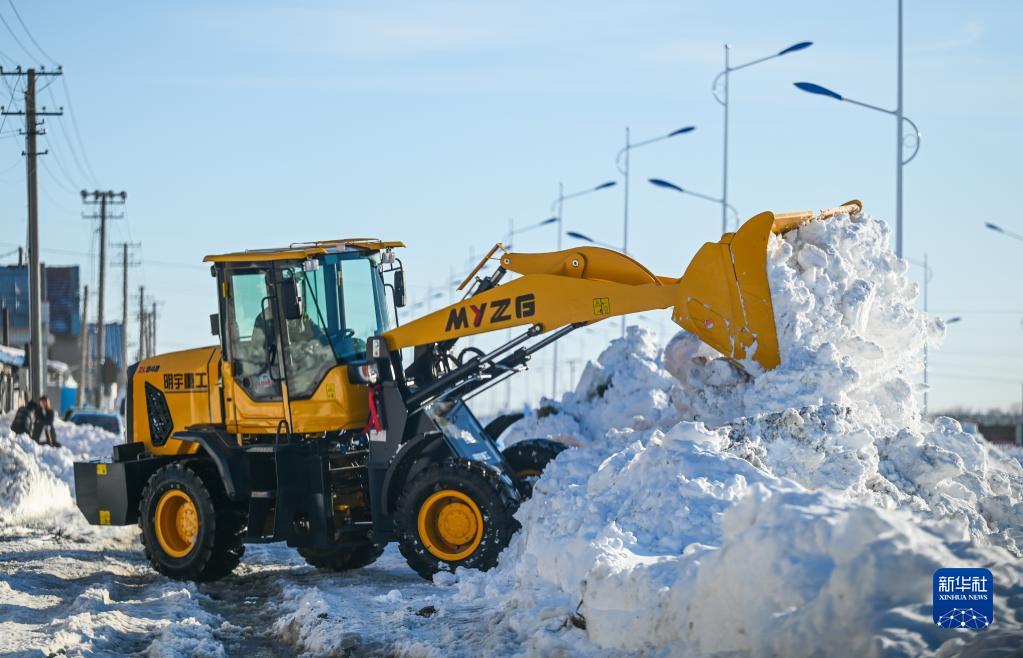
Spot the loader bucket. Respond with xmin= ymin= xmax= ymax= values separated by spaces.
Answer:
xmin=671 ymin=200 xmax=861 ymax=371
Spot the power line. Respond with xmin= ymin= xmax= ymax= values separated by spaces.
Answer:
xmin=7 ymin=1 xmax=56 ymax=66
xmin=0 ymin=239 xmax=206 ymax=270
xmin=58 ymin=77 xmax=98 ymax=184
xmin=930 ymin=309 xmax=1023 ymax=315
xmin=0 ymin=9 xmax=34 ymax=62
xmin=39 ymin=133 xmax=81 ymax=191
xmin=1 ymin=0 xmax=98 ymax=187
xmin=0 ymin=72 xmax=17 ymax=135
xmin=45 ymin=84 xmax=89 ymax=183
xmin=930 ymin=371 xmax=1021 ymax=384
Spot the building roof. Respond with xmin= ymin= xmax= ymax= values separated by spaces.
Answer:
xmin=0 ymin=343 xmax=71 ymax=373
xmin=203 ymin=239 xmax=405 ymax=263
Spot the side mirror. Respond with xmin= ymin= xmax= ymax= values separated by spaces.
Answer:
xmin=209 ymin=313 xmax=220 ymax=336
xmin=393 ymin=269 xmax=408 ymax=308
xmin=280 ymin=277 xmax=302 ymax=320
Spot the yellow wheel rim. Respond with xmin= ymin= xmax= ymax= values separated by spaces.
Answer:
xmin=417 ymin=489 xmax=484 ymax=561
xmin=154 ymin=489 xmax=199 ymax=558
xmin=516 ymin=468 xmax=542 ymax=479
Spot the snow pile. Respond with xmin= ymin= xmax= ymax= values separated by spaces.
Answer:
xmin=470 ymin=211 xmax=1023 ymax=655
xmin=0 ymin=415 xmax=120 ymax=525
xmin=666 ymin=211 xmax=941 ymax=431
xmin=502 ymin=329 xmax=680 ymax=447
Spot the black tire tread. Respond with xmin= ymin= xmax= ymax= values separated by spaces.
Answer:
xmin=138 ymin=461 xmax=245 ymax=582
xmin=502 ymin=438 xmax=568 ymax=497
xmin=395 ymin=459 xmax=519 ymax=580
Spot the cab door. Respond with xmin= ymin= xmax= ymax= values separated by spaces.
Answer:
xmin=221 ymin=265 xmax=290 ymax=435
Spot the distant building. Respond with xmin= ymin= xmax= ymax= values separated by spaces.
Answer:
xmin=1 ymin=263 xmax=129 ymax=409
xmin=0 ymin=263 xmax=82 ymax=370
xmin=978 ymin=424 xmax=1023 ymax=447
xmin=0 ymin=344 xmax=77 ymax=413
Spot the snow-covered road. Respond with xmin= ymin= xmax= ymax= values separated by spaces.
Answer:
xmin=0 ymin=520 xmax=453 ymax=656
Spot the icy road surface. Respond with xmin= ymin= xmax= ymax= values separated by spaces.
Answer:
xmin=0 ymin=520 xmax=486 ymax=657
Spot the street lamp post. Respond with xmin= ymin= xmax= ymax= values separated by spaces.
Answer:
xmin=615 ymin=125 xmax=694 ymax=337
xmin=910 ymin=253 xmax=962 ymax=415
xmin=648 ymin=178 xmax=740 ymax=227
xmin=549 ymin=180 xmax=617 ymax=399
xmin=713 ymin=41 xmax=812 ymax=235
xmin=794 ymin=81 xmax=920 ymax=258
xmin=793 ymin=1 xmax=914 ymax=257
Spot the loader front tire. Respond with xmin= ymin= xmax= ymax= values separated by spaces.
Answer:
xmin=139 ymin=462 xmax=245 ymax=582
xmin=395 ymin=459 xmax=519 ymax=580
xmin=502 ymin=438 xmax=568 ymax=498
xmin=298 ymin=542 xmax=383 ymax=572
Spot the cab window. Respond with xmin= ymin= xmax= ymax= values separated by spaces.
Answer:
xmin=283 ymin=256 xmax=387 ymax=399
xmin=227 ymin=269 xmax=281 ymax=401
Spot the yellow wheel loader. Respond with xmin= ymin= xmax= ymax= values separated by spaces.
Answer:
xmin=73 ymin=201 xmax=859 ymax=581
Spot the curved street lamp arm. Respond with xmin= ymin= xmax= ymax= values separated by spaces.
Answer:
xmin=841 ymin=95 xmax=896 ymax=116
xmin=906 ymin=257 xmax=933 ymax=281
xmin=837 ymin=94 xmax=922 ymax=166
xmin=728 ymin=52 xmax=780 ymax=74
xmin=711 ymin=70 xmax=727 ymax=105
xmin=682 ymin=188 xmax=723 ymax=205
xmin=617 ymin=130 xmax=692 ymax=173
xmin=552 ymin=182 xmax=616 ymax=211
xmin=901 ymin=115 xmax=922 ymax=165
xmin=713 ymin=51 xmax=791 ymax=103
xmin=512 ymin=218 xmax=556 ymax=235
xmin=615 ymin=146 xmax=628 ymax=174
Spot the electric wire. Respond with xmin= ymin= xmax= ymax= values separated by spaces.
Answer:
xmin=7 ymin=1 xmax=57 ymax=66
xmin=40 ymin=131 xmax=82 ymax=191
xmin=45 ymin=84 xmax=90 ymax=184
xmin=58 ymin=77 xmax=98 ymax=185
xmin=0 ymin=73 xmax=18 ymax=136
xmin=0 ymin=7 xmax=35 ymax=62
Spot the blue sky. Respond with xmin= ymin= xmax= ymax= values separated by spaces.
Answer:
xmin=0 ymin=0 xmax=1020 ymax=413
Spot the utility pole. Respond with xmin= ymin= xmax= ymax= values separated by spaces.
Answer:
xmin=922 ymin=252 xmax=928 ymax=416
xmin=77 ymin=285 xmax=89 ymax=407
xmin=896 ymin=0 xmax=904 ymax=258
xmin=1 ymin=66 xmax=63 ymax=400
xmin=137 ymin=285 xmax=146 ymax=360
xmin=150 ymin=300 xmax=157 ymax=356
xmin=82 ymin=190 xmax=126 ymax=407
xmin=114 ymin=242 xmax=140 ymax=386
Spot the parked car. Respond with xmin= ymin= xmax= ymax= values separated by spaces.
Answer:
xmin=69 ymin=411 xmax=123 ymax=436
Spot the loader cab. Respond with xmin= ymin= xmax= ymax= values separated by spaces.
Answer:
xmin=205 ymin=240 xmax=404 ymax=436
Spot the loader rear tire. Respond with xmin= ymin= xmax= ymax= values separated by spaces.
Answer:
xmin=502 ymin=438 xmax=568 ymax=498
xmin=139 ymin=462 xmax=245 ymax=582
xmin=395 ymin=459 xmax=519 ymax=580
xmin=298 ymin=542 xmax=383 ymax=572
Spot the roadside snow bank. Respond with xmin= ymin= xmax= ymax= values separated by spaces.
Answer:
xmin=0 ymin=415 xmax=119 ymax=525
xmin=479 ymin=211 xmax=1023 ymax=655
xmin=465 ymin=424 xmax=1023 ymax=655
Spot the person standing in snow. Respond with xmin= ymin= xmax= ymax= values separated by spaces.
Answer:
xmin=31 ymin=396 xmax=60 ymax=448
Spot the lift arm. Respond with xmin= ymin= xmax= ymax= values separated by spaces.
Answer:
xmin=382 ymin=201 xmax=860 ymax=372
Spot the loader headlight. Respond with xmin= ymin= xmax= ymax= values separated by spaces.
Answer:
xmin=348 ymin=362 xmax=379 ymax=385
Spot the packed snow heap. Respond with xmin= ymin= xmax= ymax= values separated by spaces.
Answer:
xmin=0 ymin=416 xmax=121 ymax=527
xmin=445 ymin=210 xmax=1023 ymax=655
